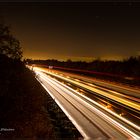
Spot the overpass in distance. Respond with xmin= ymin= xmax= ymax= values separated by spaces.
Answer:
xmin=28 ymin=65 xmax=140 ymax=140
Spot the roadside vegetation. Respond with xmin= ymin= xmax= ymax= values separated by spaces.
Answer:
xmin=0 ymin=54 xmax=56 ymax=139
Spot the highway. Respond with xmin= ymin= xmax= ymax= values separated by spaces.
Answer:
xmin=33 ymin=67 xmax=140 ymax=140
xmin=33 ymin=67 xmax=140 ymax=113
xmin=34 ymin=67 xmax=140 ymax=98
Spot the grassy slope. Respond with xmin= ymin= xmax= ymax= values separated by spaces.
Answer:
xmin=0 ymin=55 xmax=56 ymax=139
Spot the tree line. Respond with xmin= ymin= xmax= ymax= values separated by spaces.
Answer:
xmin=26 ymin=56 xmax=140 ymax=78
xmin=26 ymin=57 xmax=140 ymax=87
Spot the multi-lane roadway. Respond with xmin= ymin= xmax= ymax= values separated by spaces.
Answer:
xmin=31 ymin=66 xmax=140 ymax=140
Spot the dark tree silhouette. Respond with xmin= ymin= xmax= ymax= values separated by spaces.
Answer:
xmin=0 ymin=24 xmax=22 ymax=59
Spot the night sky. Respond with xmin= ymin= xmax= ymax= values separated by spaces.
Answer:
xmin=0 ymin=1 xmax=140 ymax=61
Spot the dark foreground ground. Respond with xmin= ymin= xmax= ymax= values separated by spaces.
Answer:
xmin=0 ymin=54 xmax=81 ymax=140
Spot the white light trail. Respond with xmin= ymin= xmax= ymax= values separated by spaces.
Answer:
xmin=34 ymin=69 xmax=140 ymax=140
